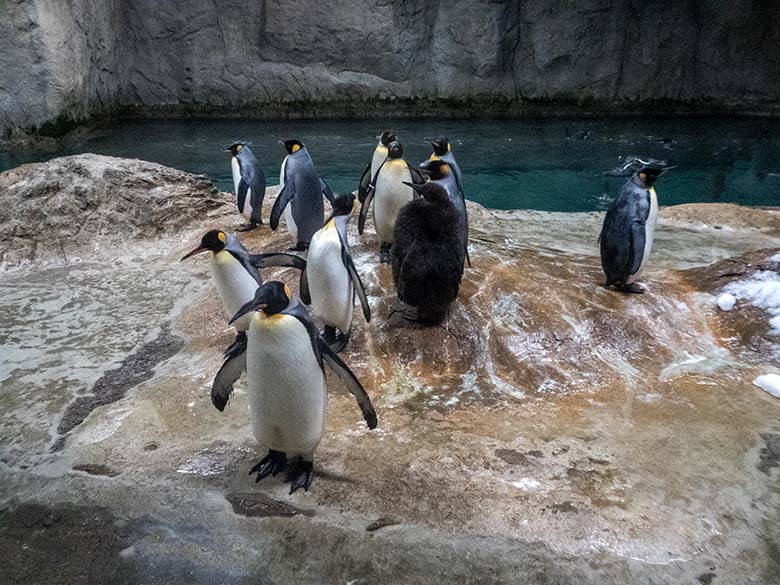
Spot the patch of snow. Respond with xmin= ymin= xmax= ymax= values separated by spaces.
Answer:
xmin=724 ymin=271 xmax=780 ymax=334
xmin=716 ymin=293 xmax=736 ymax=311
xmin=770 ymin=253 xmax=780 ymax=262
xmin=753 ymin=374 xmax=780 ymax=398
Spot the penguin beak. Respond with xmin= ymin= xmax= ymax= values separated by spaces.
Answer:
xmin=180 ymin=247 xmax=208 ymax=261
xmin=228 ymin=298 xmax=267 ymax=326
xmin=402 ymin=181 xmax=424 ymax=194
xmin=659 ymin=165 xmax=678 ymax=174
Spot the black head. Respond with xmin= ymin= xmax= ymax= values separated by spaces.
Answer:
xmin=180 ymin=229 xmax=227 ymax=261
xmin=426 ymin=136 xmax=450 ymax=157
xmin=222 ymin=142 xmax=247 ymax=156
xmin=419 ymin=159 xmax=452 ymax=181
xmin=403 ymin=181 xmax=449 ymax=204
xmin=330 ymin=192 xmax=355 ymax=217
xmin=637 ymin=166 xmax=675 ymax=187
xmin=387 ymin=141 xmax=404 ymax=159
xmin=229 ymin=281 xmax=292 ymax=324
xmin=379 ymin=130 xmax=397 ymax=146
xmin=272 ymin=135 xmax=305 ymax=155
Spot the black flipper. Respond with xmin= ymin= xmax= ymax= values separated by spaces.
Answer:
xmin=299 ymin=268 xmax=311 ymax=304
xmin=249 ymin=252 xmax=307 ymax=271
xmin=628 ymin=220 xmax=646 ymax=275
xmin=358 ymin=190 xmax=374 ymax=235
xmin=334 ymin=217 xmax=370 ymax=322
xmin=249 ymin=183 xmax=265 ymax=225
xmin=320 ymin=178 xmax=335 ymax=205
xmin=357 ymin=163 xmax=371 ymax=203
xmin=270 ymin=162 xmax=295 ymax=230
xmin=211 ymin=335 xmax=247 ymax=411
xmin=410 ymin=168 xmax=427 ymax=185
xmin=317 ymin=337 xmax=377 ymax=429
xmin=237 ymin=180 xmax=249 ymax=214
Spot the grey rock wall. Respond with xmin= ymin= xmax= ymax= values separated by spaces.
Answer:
xmin=1 ymin=0 xmax=779 ymax=137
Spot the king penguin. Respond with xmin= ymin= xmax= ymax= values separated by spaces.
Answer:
xmin=599 ymin=158 xmax=676 ymax=294
xmin=391 ymin=182 xmax=464 ymax=324
xmin=418 ymin=158 xmax=470 ymax=269
xmin=358 ymin=140 xmax=424 ymax=263
xmin=270 ymin=137 xmax=335 ymax=251
xmin=223 ymin=142 xmax=266 ymax=231
xmin=300 ymin=193 xmax=370 ymax=352
xmin=211 ymin=280 xmax=377 ymax=493
xmin=180 ymin=230 xmax=306 ymax=407
xmin=357 ymin=130 xmax=397 ymax=203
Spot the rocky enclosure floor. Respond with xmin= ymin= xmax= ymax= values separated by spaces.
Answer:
xmin=1 ymin=155 xmax=779 ymax=585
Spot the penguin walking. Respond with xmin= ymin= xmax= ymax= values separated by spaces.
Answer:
xmin=270 ymin=138 xmax=335 ymax=251
xmin=212 ymin=281 xmax=377 ymax=493
xmin=180 ymin=230 xmax=306 ymax=408
xmin=358 ymin=141 xmax=424 ymax=263
xmin=391 ymin=182 xmax=464 ymax=324
xmin=300 ymin=193 xmax=370 ymax=352
xmin=223 ymin=142 xmax=266 ymax=231
xmin=357 ymin=130 xmax=397 ymax=203
xmin=599 ymin=158 xmax=676 ymax=294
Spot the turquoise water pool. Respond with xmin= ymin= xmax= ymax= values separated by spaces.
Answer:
xmin=2 ymin=117 xmax=779 ymax=211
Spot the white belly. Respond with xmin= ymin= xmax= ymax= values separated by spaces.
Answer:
xmin=628 ymin=187 xmax=659 ymax=284
xmin=308 ymin=223 xmax=353 ymax=332
xmin=247 ymin=313 xmax=327 ymax=456
xmin=232 ymin=157 xmax=252 ymax=219
xmin=374 ymin=161 xmax=413 ymax=243
xmin=210 ymin=251 xmax=259 ymax=331
xmin=370 ymin=145 xmax=387 ymax=181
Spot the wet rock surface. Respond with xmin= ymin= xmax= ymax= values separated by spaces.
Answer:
xmin=1 ymin=156 xmax=780 ymax=583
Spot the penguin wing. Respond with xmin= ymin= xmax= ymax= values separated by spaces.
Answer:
xmin=628 ymin=220 xmax=647 ymax=275
xmin=248 ymin=166 xmax=266 ymax=224
xmin=357 ymin=189 xmax=374 ymax=235
xmin=211 ymin=336 xmax=247 ymax=411
xmin=226 ymin=245 xmax=264 ymax=285
xmin=248 ymin=252 xmax=307 ymax=272
xmin=270 ymin=175 xmax=295 ymax=230
xmin=599 ymin=192 xmax=647 ymax=280
xmin=237 ymin=179 xmax=250 ymax=213
xmin=299 ymin=267 xmax=311 ymax=304
xmin=357 ymin=163 xmax=371 ymax=203
xmin=335 ymin=217 xmax=370 ymax=322
xmin=317 ymin=338 xmax=378 ymax=429
xmin=320 ymin=178 xmax=335 ymax=205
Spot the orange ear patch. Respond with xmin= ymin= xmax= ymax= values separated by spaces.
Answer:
xmin=284 ymin=284 xmax=292 ymax=299
xmin=292 ymin=144 xmax=301 ymax=153
xmin=218 ymin=232 xmax=226 ymax=243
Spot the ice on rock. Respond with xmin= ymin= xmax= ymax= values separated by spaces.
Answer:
xmin=753 ymin=374 xmax=780 ymax=398
xmin=716 ymin=293 xmax=736 ymax=311
xmin=724 ymin=271 xmax=780 ymax=333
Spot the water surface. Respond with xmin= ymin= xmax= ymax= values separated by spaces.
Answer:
xmin=2 ymin=118 xmax=779 ymax=211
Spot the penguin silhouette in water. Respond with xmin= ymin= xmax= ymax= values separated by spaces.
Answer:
xmin=180 ymin=230 xmax=306 ymax=405
xmin=301 ymin=193 xmax=370 ymax=352
xmin=270 ymin=137 xmax=335 ymax=251
xmin=212 ymin=281 xmax=377 ymax=493
xmin=223 ymin=142 xmax=266 ymax=231
xmin=359 ymin=140 xmax=425 ymax=262
xmin=599 ymin=158 xmax=676 ymax=294
xmin=418 ymin=158 xmax=470 ymax=269
xmin=391 ymin=182 xmax=464 ymax=324
xmin=357 ymin=130 xmax=397 ymax=203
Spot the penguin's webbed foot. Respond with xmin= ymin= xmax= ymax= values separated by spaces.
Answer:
xmin=284 ymin=457 xmax=314 ymax=494
xmin=619 ymin=283 xmax=645 ymax=295
xmin=323 ymin=326 xmax=349 ymax=352
xmin=237 ymin=221 xmax=259 ymax=232
xmin=249 ymin=449 xmax=287 ymax=482
xmin=288 ymin=242 xmax=309 ymax=252
xmin=390 ymin=304 xmax=420 ymax=322
xmin=379 ymin=243 xmax=392 ymax=264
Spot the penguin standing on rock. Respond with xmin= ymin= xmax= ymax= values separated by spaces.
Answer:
xmin=301 ymin=193 xmax=370 ymax=352
xmin=212 ymin=281 xmax=377 ymax=494
xmin=270 ymin=137 xmax=335 ymax=251
xmin=180 ymin=230 xmax=306 ymax=408
xmin=223 ymin=142 xmax=266 ymax=231
xmin=357 ymin=130 xmax=397 ymax=203
xmin=391 ymin=182 xmax=464 ymax=324
xmin=599 ymin=158 xmax=676 ymax=294
xmin=359 ymin=140 xmax=424 ymax=263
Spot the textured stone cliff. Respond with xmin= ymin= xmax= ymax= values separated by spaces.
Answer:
xmin=2 ymin=0 xmax=780 ymax=137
